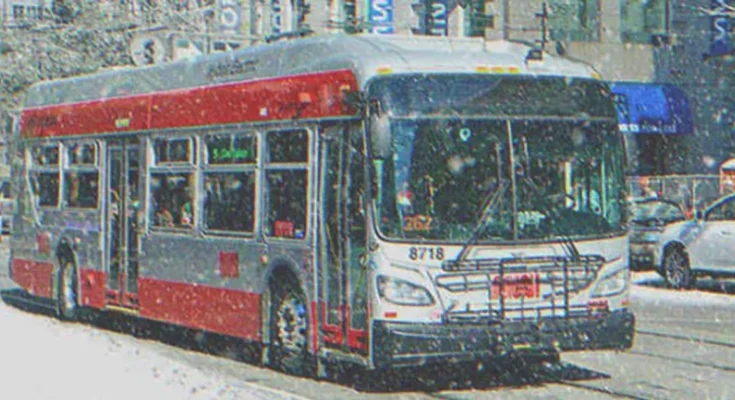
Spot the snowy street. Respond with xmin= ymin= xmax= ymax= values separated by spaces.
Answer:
xmin=1 ymin=241 xmax=734 ymax=399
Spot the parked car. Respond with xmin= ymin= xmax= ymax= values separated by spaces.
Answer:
xmin=628 ymin=197 xmax=687 ymax=270
xmin=655 ymin=193 xmax=735 ymax=288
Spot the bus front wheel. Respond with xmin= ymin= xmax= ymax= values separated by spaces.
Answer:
xmin=268 ymin=275 xmax=311 ymax=376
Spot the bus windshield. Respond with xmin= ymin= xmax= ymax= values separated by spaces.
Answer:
xmin=370 ymin=75 xmax=626 ymax=242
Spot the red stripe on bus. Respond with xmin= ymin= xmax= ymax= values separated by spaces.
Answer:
xmin=320 ymin=301 xmax=343 ymax=345
xmin=20 ymin=70 xmax=358 ymax=138
xmin=347 ymin=329 xmax=368 ymax=352
xmin=11 ymin=259 xmax=53 ymax=298
xmin=310 ymin=301 xmax=318 ymax=352
xmin=345 ymin=305 xmax=368 ymax=352
xmin=79 ymin=268 xmax=105 ymax=309
xmin=138 ymin=278 xmax=261 ymax=341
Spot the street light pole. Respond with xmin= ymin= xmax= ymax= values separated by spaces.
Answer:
xmin=502 ymin=0 xmax=510 ymax=40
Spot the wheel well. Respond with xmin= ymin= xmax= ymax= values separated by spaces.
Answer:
xmin=267 ymin=264 xmax=300 ymax=291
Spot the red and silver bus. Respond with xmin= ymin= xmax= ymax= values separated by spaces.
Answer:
xmin=9 ymin=33 xmax=634 ymax=375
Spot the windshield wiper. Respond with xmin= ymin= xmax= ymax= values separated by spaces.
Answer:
xmin=521 ymin=176 xmax=581 ymax=260
xmin=453 ymin=180 xmax=510 ymax=262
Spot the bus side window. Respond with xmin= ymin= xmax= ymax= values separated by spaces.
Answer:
xmin=29 ymin=145 xmax=61 ymax=208
xmin=265 ymin=130 xmax=309 ymax=239
xmin=150 ymin=173 xmax=195 ymax=229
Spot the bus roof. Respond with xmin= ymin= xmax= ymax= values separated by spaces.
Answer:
xmin=24 ymin=33 xmax=600 ymax=109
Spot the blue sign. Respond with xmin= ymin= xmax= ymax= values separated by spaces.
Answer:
xmin=428 ymin=0 xmax=448 ymax=36
xmin=368 ymin=0 xmax=394 ymax=34
xmin=708 ymin=0 xmax=732 ymax=57
xmin=611 ymin=83 xmax=693 ymax=135
xmin=271 ymin=0 xmax=283 ymax=34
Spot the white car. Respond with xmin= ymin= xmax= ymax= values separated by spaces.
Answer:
xmin=655 ymin=193 xmax=735 ymax=289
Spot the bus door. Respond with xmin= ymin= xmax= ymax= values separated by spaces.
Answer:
xmin=320 ymin=126 xmax=369 ymax=354
xmin=105 ymin=140 xmax=141 ymax=310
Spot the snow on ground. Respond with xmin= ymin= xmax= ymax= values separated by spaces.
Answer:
xmin=631 ymin=271 xmax=735 ymax=308
xmin=0 ymin=301 xmax=305 ymax=400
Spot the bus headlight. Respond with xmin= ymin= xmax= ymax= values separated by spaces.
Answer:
xmin=377 ymin=275 xmax=434 ymax=306
xmin=591 ymin=268 xmax=629 ymax=298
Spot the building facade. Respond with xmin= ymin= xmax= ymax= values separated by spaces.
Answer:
xmin=1 ymin=1 xmax=732 ymax=175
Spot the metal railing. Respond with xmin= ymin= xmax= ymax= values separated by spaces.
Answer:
xmin=627 ymin=174 xmax=721 ymax=215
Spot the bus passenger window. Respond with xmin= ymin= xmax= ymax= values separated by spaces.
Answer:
xmin=30 ymin=171 xmax=59 ymax=207
xmin=264 ymin=129 xmax=309 ymax=239
xmin=203 ymin=172 xmax=256 ymax=232
xmin=150 ymin=173 xmax=195 ymax=229
xmin=62 ymin=143 xmax=99 ymax=209
xmin=64 ymin=171 xmax=99 ymax=208
xmin=29 ymin=145 xmax=61 ymax=208
xmin=265 ymin=170 xmax=307 ymax=239
xmin=266 ymin=130 xmax=308 ymax=163
xmin=202 ymin=132 xmax=257 ymax=234
xmin=154 ymin=138 xmax=195 ymax=164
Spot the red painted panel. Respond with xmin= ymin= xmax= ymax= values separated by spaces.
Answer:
xmin=11 ymin=259 xmax=34 ymax=293
xmin=79 ymin=268 xmax=106 ymax=309
xmin=218 ymin=251 xmax=239 ymax=278
xmin=320 ymin=302 xmax=343 ymax=346
xmin=347 ymin=329 xmax=368 ymax=352
xmin=345 ymin=305 xmax=369 ymax=352
xmin=12 ymin=259 xmax=54 ymax=299
xmin=36 ymin=232 xmax=50 ymax=255
xmin=148 ymin=71 xmax=356 ymax=129
xmin=21 ymin=70 xmax=358 ymax=138
xmin=138 ymin=278 xmax=261 ymax=340
xmin=33 ymin=262 xmax=54 ymax=299
xmin=21 ymin=97 xmax=150 ymax=138
xmin=310 ymin=301 xmax=318 ymax=353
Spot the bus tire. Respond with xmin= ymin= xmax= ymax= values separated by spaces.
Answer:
xmin=663 ymin=247 xmax=695 ymax=290
xmin=56 ymin=259 xmax=79 ymax=321
xmin=268 ymin=274 xmax=311 ymax=376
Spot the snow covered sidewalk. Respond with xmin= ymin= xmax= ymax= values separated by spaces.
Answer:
xmin=0 ymin=301 xmax=305 ymax=400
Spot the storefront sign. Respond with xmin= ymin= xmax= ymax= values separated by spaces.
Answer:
xmin=218 ymin=0 xmax=242 ymax=36
xmin=708 ymin=0 xmax=733 ymax=57
xmin=368 ymin=0 xmax=394 ymax=34
xmin=428 ymin=0 xmax=448 ymax=36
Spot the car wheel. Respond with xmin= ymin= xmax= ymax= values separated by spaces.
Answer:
xmin=268 ymin=275 xmax=311 ymax=376
xmin=663 ymin=248 xmax=695 ymax=290
xmin=56 ymin=259 xmax=79 ymax=321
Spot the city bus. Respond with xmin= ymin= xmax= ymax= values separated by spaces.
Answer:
xmin=8 ymin=33 xmax=634 ymax=376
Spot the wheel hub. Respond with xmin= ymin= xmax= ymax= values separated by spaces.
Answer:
xmin=276 ymin=294 xmax=307 ymax=352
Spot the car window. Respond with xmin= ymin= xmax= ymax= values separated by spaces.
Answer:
xmin=630 ymin=200 xmax=684 ymax=223
xmin=706 ymin=198 xmax=735 ymax=221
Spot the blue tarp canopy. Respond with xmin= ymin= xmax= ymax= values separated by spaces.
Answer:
xmin=610 ymin=82 xmax=693 ymax=135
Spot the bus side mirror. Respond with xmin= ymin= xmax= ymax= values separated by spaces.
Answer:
xmin=368 ymin=102 xmax=391 ymax=159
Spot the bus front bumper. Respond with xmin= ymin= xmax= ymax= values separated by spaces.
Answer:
xmin=372 ymin=309 xmax=635 ymax=368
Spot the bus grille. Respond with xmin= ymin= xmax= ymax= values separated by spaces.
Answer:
xmin=435 ymin=255 xmax=605 ymax=322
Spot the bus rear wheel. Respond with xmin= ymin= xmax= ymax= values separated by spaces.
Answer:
xmin=56 ymin=259 xmax=79 ymax=321
xmin=268 ymin=276 xmax=311 ymax=376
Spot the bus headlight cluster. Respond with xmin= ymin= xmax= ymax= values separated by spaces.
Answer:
xmin=377 ymin=275 xmax=434 ymax=306
xmin=591 ymin=268 xmax=629 ymax=298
